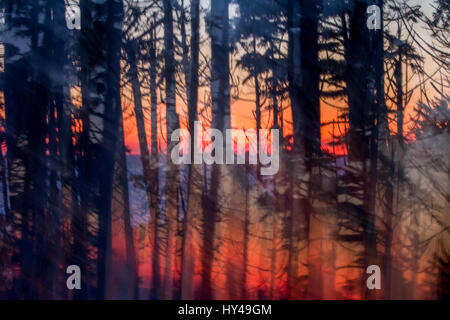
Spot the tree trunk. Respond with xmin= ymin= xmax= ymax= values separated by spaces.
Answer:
xmin=298 ymin=0 xmax=322 ymax=299
xmin=79 ymin=0 xmax=123 ymax=299
xmin=199 ymin=0 xmax=231 ymax=300
xmin=127 ymin=39 xmax=154 ymax=236
xmin=286 ymin=0 xmax=304 ymax=299
xmin=126 ymin=39 xmax=154 ymax=299
xmin=163 ymin=0 xmax=179 ymax=300
xmin=148 ymin=19 xmax=161 ymax=300
xmin=117 ymin=111 xmax=138 ymax=299
xmin=345 ymin=0 xmax=381 ymax=299
xmin=181 ymin=0 xmax=200 ymax=300
xmin=242 ymin=166 xmax=250 ymax=299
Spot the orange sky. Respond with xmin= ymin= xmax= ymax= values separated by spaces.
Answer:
xmin=122 ymin=91 xmax=419 ymax=157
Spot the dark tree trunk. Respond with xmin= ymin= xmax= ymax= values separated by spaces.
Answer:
xmin=298 ymin=0 xmax=322 ymax=299
xmin=148 ymin=19 xmax=161 ymax=300
xmin=242 ymin=166 xmax=250 ymax=300
xmin=181 ymin=0 xmax=200 ymax=300
xmin=44 ymin=0 xmax=67 ymax=299
xmin=79 ymin=0 xmax=123 ymax=299
xmin=27 ymin=3 xmax=49 ymax=297
xmin=3 ymin=1 xmax=56 ymax=299
xmin=286 ymin=0 xmax=322 ymax=299
xmin=345 ymin=0 xmax=381 ymax=299
xmin=286 ymin=0 xmax=301 ymax=298
xmin=199 ymin=0 xmax=231 ymax=300
xmin=96 ymin=0 xmax=123 ymax=299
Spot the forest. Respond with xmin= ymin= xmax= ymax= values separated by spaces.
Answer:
xmin=0 ymin=0 xmax=448 ymax=300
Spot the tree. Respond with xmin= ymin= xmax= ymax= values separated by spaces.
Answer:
xmin=2 ymin=0 xmax=69 ymax=299
xmin=79 ymin=0 xmax=124 ymax=299
xmin=180 ymin=0 xmax=200 ymax=300
xmin=199 ymin=0 xmax=231 ymax=300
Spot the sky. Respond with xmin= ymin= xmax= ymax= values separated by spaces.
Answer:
xmin=120 ymin=0 xmax=441 ymax=156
